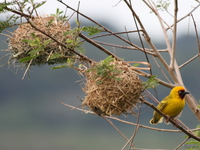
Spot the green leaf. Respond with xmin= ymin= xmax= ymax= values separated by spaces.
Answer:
xmin=82 ymin=26 xmax=102 ymax=36
xmin=51 ymin=8 xmax=67 ymax=22
xmin=0 ymin=2 xmax=15 ymax=12
xmin=28 ymin=48 xmax=43 ymax=57
xmin=43 ymin=39 xmax=52 ymax=46
xmin=0 ymin=14 xmax=19 ymax=33
xmin=51 ymin=64 xmax=68 ymax=69
xmin=87 ymin=56 xmax=122 ymax=85
xmin=132 ymin=63 xmax=139 ymax=67
xmin=143 ymin=75 xmax=159 ymax=89
xmin=34 ymin=1 xmax=46 ymax=9
xmin=63 ymin=30 xmax=76 ymax=36
xmin=102 ymin=55 xmax=114 ymax=65
xmin=75 ymin=46 xmax=85 ymax=54
xmin=19 ymin=55 xmax=37 ymax=62
xmin=49 ymin=53 xmax=63 ymax=60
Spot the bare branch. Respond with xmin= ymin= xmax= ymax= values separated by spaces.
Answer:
xmin=170 ymin=0 xmax=178 ymax=69
xmin=57 ymin=0 xmax=148 ymax=54
xmin=167 ymin=4 xmax=200 ymax=30
xmin=152 ymin=56 xmax=172 ymax=83
xmin=92 ymin=40 xmax=156 ymax=56
xmin=179 ymin=54 xmax=199 ymax=69
xmin=191 ymin=14 xmax=200 ymax=60
xmin=79 ymin=33 xmax=122 ymax=61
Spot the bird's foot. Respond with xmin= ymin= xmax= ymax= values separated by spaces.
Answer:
xmin=164 ymin=115 xmax=170 ymax=124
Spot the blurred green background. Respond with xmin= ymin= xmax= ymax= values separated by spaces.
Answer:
xmin=0 ymin=21 xmax=200 ymax=150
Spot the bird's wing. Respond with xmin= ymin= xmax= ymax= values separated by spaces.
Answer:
xmin=157 ymin=97 xmax=168 ymax=111
xmin=151 ymin=98 xmax=168 ymax=124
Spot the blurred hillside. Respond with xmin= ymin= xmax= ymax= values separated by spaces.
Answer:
xmin=0 ymin=22 xmax=200 ymax=150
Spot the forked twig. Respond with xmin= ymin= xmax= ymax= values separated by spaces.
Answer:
xmin=179 ymin=54 xmax=199 ymax=69
xmin=102 ymin=117 xmax=135 ymax=148
xmin=22 ymin=59 xmax=32 ymax=80
xmin=58 ymin=101 xmax=200 ymax=133
xmin=191 ymin=14 xmax=200 ymax=59
xmin=174 ymin=136 xmax=190 ymax=150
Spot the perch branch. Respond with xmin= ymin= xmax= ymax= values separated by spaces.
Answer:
xmin=140 ymin=98 xmax=200 ymax=142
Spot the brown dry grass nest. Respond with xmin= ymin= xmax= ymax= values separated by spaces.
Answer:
xmin=8 ymin=16 xmax=75 ymax=66
xmin=81 ymin=59 xmax=143 ymax=116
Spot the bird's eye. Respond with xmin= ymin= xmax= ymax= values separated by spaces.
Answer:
xmin=178 ymin=90 xmax=184 ymax=94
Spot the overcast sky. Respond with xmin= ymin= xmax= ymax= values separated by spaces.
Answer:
xmin=2 ymin=0 xmax=200 ymax=39
xmin=41 ymin=0 xmax=200 ymax=38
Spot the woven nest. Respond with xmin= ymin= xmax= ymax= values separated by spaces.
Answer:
xmin=82 ymin=59 xmax=143 ymax=116
xmin=8 ymin=16 xmax=75 ymax=66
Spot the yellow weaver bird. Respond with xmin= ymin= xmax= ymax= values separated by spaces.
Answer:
xmin=149 ymin=86 xmax=190 ymax=124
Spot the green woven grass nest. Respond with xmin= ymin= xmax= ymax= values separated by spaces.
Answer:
xmin=8 ymin=16 xmax=76 ymax=66
xmin=82 ymin=59 xmax=143 ymax=116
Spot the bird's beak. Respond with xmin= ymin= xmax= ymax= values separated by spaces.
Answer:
xmin=184 ymin=91 xmax=190 ymax=95
xmin=182 ymin=91 xmax=190 ymax=99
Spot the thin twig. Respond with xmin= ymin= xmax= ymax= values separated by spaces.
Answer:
xmin=179 ymin=54 xmax=199 ymax=69
xmin=79 ymin=33 xmax=122 ymax=61
xmin=92 ymin=40 xmax=156 ymax=55
xmin=57 ymin=0 xmax=152 ymax=57
xmin=174 ymin=136 xmax=190 ymax=150
xmin=4 ymin=6 xmax=32 ymax=18
xmin=143 ymin=0 xmax=180 ymax=85
xmin=124 ymin=0 xmax=152 ymax=75
xmin=102 ymin=117 xmax=135 ymax=148
xmin=166 ymin=4 xmax=200 ymax=30
xmin=89 ymin=30 xmax=143 ymax=39
xmin=21 ymin=59 xmax=32 ymax=80
xmin=151 ymin=56 xmax=172 ymax=83
xmin=124 ymin=0 xmax=169 ymax=74
xmin=129 ymin=103 xmax=142 ymax=150
xmin=191 ymin=14 xmax=200 ymax=60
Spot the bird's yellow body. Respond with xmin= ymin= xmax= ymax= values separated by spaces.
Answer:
xmin=149 ymin=86 xmax=189 ymax=124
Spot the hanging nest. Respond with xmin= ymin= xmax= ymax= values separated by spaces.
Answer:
xmin=8 ymin=16 xmax=76 ymax=66
xmin=81 ymin=58 xmax=144 ymax=116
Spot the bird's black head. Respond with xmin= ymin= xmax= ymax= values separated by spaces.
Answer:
xmin=178 ymin=90 xmax=190 ymax=99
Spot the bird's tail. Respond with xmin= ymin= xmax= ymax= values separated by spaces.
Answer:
xmin=149 ymin=117 xmax=163 ymax=124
